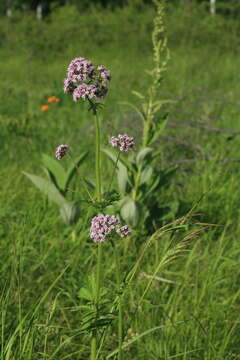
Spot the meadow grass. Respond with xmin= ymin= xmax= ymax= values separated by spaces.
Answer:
xmin=0 ymin=2 xmax=240 ymax=359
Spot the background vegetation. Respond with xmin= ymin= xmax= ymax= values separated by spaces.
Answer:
xmin=2 ymin=0 xmax=240 ymax=17
xmin=0 ymin=1 xmax=240 ymax=359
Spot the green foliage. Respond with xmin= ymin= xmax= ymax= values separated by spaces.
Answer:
xmin=23 ymin=171 xmax=67 ymax=206
xmin=103 ymin=1 xmax=176 ymax=232
xmin=104 ymin=147 xmax=177 ymax=231
xmin=42 ymin=152 xmax=88 ymax=194
xmin=132 ymin=0 xmax=171 ymax=149
xmin=23 ymin=152 xmax=88 ymax=225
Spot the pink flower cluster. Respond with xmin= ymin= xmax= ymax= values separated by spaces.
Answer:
xmin=90 ymin=214 xmax=131 ymax=242
xmin=73 ymin=84 xmax=97 ymax=101
xmin=116 ymin=225 xmax=131 ymax=238
xmin=55 ymin=144 xmax=69 ymax=160
xmin=110 ymin=134 xmax=135 ymax=152
xmin=64 ymin=57 xmax=111 ymax=102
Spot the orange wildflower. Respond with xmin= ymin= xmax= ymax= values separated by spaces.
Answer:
xmin=47 ymin=96 xmax=60 ymax=103
xmin=47 ymin=96 xmax=55 ymax=103
xmin=41 ymin=105 xmax=49 ymax=111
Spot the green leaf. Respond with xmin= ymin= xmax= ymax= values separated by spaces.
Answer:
xmin=23 ymin=172 xmax=66 ymax=207
xmin=117 ymin=163 xmax=128 ymax=194
xmin=145 ymin=175 xmax=161 ymax=197
xmin=131 ymin=90 xmax=145 ymax=99
xmin=148 ymin=114 xmax=168 ymax=146
xmin=119 ymin=101 xmax=146 ymax=122
xmin=42 ymin=154 xmax=67 ymax=191
xmin=77 ymin=274 xmax=108 ymax=304
xmin=136 ymin=147 xmax=153 ymax=166
xmin=78 ymin=287 xmax=93 ymax=301
xmin=120 ymin=197 xmax=139 ymax=227
xmin=102 ymin=148 xmax=131 ymax=171
xmin=153 ymin=117 xmax=168 ymax=139
xmin=60 ymin=201 xmax=80 ymax=225
xmin=64 ymin=152 xmax=89 ymax=191
xmin=153 ymin=99 xmax=176 ymax=112
xmin=140 ymin=165 xmax=153 ymax=184
xmin=102 ymin=148 xmax=118 ymax=162
xmin=83 ymin=178 xmax=95 ymax=190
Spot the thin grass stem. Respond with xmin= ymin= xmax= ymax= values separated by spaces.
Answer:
xmin=114 ymin=245 xmax=123 ymax=360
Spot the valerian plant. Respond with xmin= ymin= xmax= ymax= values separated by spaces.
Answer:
xmin=62 ymin=54 xmax=132 ymax=360
xmin=22 ymin=2 xmax=210 ymax=360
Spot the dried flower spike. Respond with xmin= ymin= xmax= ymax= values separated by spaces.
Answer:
xmin=55 ymin=144 xmax=69 ymax=160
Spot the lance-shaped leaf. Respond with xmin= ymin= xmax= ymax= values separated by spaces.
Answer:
xmin=83 ymin=178 xmax=95 ymax=190
xmin=23 ymin=172 xmax=66 ymax=207
xmin=149 ymin=116 xmax=168 ymax=145
xmin=60 ymin=201 xmax=80 ymax=225
xmin=120 ymin=197 xmax=140 ymax=227
xmin=42 ymin=154 xmax=67 ymax=191
xmin=117 ymin=163 xmax=128 ymax=194
xmin=140 ymin=165 xmax=153 ymax=184
xmin=153 ymin=99 xmax=176 ymax=113
xmin=131 ymin=90 xmax=145 ymax=99
xmin=136 ymin=147 xmax=153 ymax=167
xmin=119 ymin=101 xmax=146 ymax=122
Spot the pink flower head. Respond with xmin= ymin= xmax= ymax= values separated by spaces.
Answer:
xmin=116 ymin=225 xmax=131 ymax=238
xmin=110 ymin=136 xmax=118 ymax=147
xmin=97 ymin=65 xmax=111 ymax=83
xmin=67 ymin=57 xmax=95 ymax=80
xmin=55 ymin=144 xmax=69 ymax=160
xmin=90 ymin=214 xmax=119 ymax=242
xmin=73 ymin=84 xmax=97 ymax=101
xmin=63 ymin=57 xmax=111 ymax=103
xmin=63 ymin=78 xmax=71 ymax=94
xmin=110 ymin=134 xmax=134 ymax=152
xmin=118 ymin=134 xmax=135 ymax=151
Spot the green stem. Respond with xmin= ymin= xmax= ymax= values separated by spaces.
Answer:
xmin=143 ymin=90 xmax=154 ymax=148
xmin=114 ymin=245 xmax=123 ymax=360
xmin=90 ymin=110 xmax=102 ymax=360
xmin=95 ymin=110 xmax=102 ymax=309
xmin=95 ymin=112 xmax=102 ymax=203
xmin=107 ymin=151 xmax=121 ymax=193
